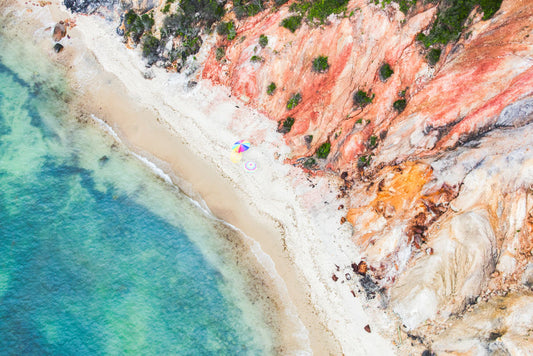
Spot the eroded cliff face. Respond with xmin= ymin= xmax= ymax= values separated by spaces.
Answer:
xmin=201 ymin=0 xmax=533 ymax=352
xmin=59 ymin=0 xmax=533 ymax=351
xmin=202 ymin=1 xmax=440 ymax=168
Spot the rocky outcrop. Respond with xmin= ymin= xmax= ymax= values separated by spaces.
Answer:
xmin=199 ymin=0 xmax=533 ymax=351
xmin=52 ymin=21 xmax=66 ymax=41
xmin=63 ymin=0 xmax=118 ymax=14
xmin=63 ymin=0 xmax=155 ymax=14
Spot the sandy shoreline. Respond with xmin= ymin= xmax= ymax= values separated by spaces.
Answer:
xmin=5 ymin=0 xmax=397 ymax=354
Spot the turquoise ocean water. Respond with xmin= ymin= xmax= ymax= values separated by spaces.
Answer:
xmin=0 ymin=31 xmax=275 ymax=354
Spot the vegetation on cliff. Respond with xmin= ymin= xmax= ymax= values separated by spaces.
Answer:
xmin=266 ymin=82 xmax=277 ymax=95
xmin=281 ymin=15 xmax=302 ymax=32
xmin=289 ymin=0 xmax=349 ymax=24
xmin=287 ymin=93 xmax=302 ymax=110
xmin=312 ymin=56 xmax=330 ymax=73
xmin=353 ymin=90 xmax=374 ymax=108
xmin=278 ymin=117 xmax=295 ymax=134
xmin=379 ymin=63 xmax=394 ymax=81
xmin=217 ymin=21 xmax=237 ymax=40
xmin=376 ymin=0 xmax=502 ymax=65
xmin=416 ymin=0 xmax=503 ymax=47
xmin=317 ymin=142 xmax=331 ymax=159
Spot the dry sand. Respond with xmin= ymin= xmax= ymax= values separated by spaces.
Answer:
xmin=4 ymin=1 xmax=397 ymax=354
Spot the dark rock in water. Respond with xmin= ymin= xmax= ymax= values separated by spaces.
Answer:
xmin=53 ymin=43 xmax=64 ymax=53
xmin=63 ymin=0 xmax=118 ymax=14
xmin=53 ymin=21 xmax=67 ymax=41
xmin=98 ymin=155 xmax=109 ymax=165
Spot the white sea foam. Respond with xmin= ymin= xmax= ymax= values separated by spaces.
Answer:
xmin=130 ymin=152 xmax=173 ymax=185
xmin=89 ymin=114 xmax=122 ymax=144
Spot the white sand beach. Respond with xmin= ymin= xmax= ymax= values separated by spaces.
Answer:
xmin=4 ymin=1 xmax=397 ymax=353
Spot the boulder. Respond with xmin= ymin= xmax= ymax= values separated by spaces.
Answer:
xmin=52 ymin=21 xmax=66 ymax=42
xmin=53 ymin=43 xmax=64 ymax=53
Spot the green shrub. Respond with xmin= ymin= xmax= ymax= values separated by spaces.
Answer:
xmin=217 ymin=21 xmax=236 ymax=40
xmin=312 ymin=56 xmax=329 ymax=73
xmin=358 ymin=155 xmax=371 ymax=168
xmin=427 ymin=48 xmax=441 ymax=65
xmin=353 ymin=90 xmax=374 ymax=107
xmin=289 ymin=1 xmax=311 ymax=14
xmin=127 ymin=0 xmax=230 ymax=66
xmin=250 ymin=55 xmax=263 ymax=62
xmin=281 ymin=15 xmax=302 ymax=33
xmin=287 ymin=93 xmax=302 ymax=110
xmin=368 ymin=135 xmax=377 ymax=148
xmin=317 ymin=142 xmax=331 ymax=159
xmin=379 ymin=63 xmax=393 ymax=81
xmin=478 ymin=0 xmax=503 ymax=20
xmin=416 ymin=0 xmax=502 ymax=48
xmin=161 ymin=0 xmax=225 ymax=39
xmin=142 ymin=35 xmax=160 ymax=58
xmin=278 ymin=117 xmax=295 ymax=134
xmin=216 ymin=47 xmax=225 ymax=61
xmin=398 ymin=0 xmax=416 ymax=14
xmin=306 ymin=0 xmax=349 ymax=24
xmin=233 ymin=0 xmax=264 ymax=19
xmin=393 ymin=99 xmax=407 ymax=113
xmin=259 ymin=34 xmax=268 ymax=48
xmin=124 ymin=11 xmax=154 ymax=43
xmin=285 ymin=0 xmax=348 ymax=24
xmin=124 ymin=10 xmax=139 ymax=30
xmin=267 ymin=82 xmax=277 ymax=95
xmin=303 ymin=157 xmax=316 ymax=168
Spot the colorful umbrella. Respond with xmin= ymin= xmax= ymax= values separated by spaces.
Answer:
xmin=244 ymin=160 xmax=257 ymax=172
xmin=232 ymin=140 xmax=251 ymax=153
xmin=230 ymin=151 xmax=243 ymax=163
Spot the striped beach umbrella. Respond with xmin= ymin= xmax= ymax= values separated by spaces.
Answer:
xmin=232 ymin=140 xmax=251 ymax=153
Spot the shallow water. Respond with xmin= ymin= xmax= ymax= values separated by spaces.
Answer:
xmin=0 ymin=30 xmax=275 ymax=355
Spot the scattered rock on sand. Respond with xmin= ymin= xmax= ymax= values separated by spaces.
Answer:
xmin=53 ymin=43 xmax=64 ymax=53
xmin=364 ymin=324 xmax=371 ymax=333
xmin=53 ymin=21 xmax=66 ymax=42
xmin=357 ymin=261 xmax=367 ymax=275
